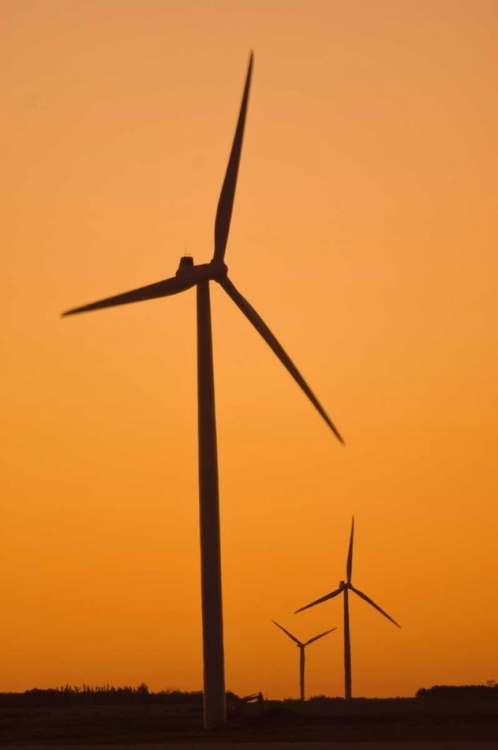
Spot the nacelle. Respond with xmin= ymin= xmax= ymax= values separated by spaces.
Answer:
xmin=175 ymin=257 xmax=228 ymax=282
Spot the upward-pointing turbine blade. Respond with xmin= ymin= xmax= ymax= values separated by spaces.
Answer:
xmin=346 ymin=516 xmax=355 ymax=584
xmin=219 ymin=276 xmax=345 ymax=444
xmin=304 ymin=627 xmax=337 ymax=646
xmin=272 ymin=620 xmax=302 ymax=646
xmin=61 ymin=275 xmax=193 ymax=317
xmin=213 ymin=52 xmax=254 ymax=264
xmin=350 ymin=586 xmax=401 ymax=628
xmin=294 ymin=586 xmax=343 ymax=614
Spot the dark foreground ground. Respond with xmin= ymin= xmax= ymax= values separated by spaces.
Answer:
xmin=1 ymin=698 xmax=497 ymax=745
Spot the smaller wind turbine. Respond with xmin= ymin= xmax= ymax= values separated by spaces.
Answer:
xmin=295 ymin=518 xmax=400 ymax=699
xmin=272 ymin=620 xmax=336 ymax=701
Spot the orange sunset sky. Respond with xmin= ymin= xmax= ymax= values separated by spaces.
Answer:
xmin=2 ymin=0 xmax=497 ymax=700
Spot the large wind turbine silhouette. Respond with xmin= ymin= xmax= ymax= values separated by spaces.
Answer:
xmin=62 ymin=53 xmax=344 ymax=729
xmin=295 ymin=518 xmax=399 ymax=700
xmin=272 ymin=620 xmax=336 ymax=701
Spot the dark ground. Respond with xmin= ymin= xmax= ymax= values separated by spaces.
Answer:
xmin=1 ymin=698 xmax=497 ymax=744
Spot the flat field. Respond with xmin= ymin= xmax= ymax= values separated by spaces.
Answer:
xmin=1 ymin=698 xmax=497 ymax=745
xmin=1 ymin=743 xmax=498 ymax=750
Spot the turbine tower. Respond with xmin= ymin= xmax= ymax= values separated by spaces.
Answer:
xmin=295 ymin=518 xmax=400 ymax=700
xmin=272 ymin=620 xmax=336 ymax=701
xmin=62 ymin=53 xmax=344 ymax=729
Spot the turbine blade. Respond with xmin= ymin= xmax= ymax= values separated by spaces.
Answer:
xmin=305 ymin=627 xmax=337 ymax=646
xmin=272 ymin=620 xmax=302 ymax=646
xmin=294 ymin=587 xmax=343 ymax=614
xmin=213 ymin=52 xmax=253 ymax=264
xmin=219 ymin=276 xmax=345 ymax=444
xmin=350 ymin=586 xmax=401 ymax=628
xmin=346 ymin=516 xmax=355 ymax=584
xmin=61 ymin=275 xmax=193 ymax=317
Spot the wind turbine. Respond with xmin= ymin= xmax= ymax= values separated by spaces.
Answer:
xmin=272 ymin=620 xmax=336 ymax=701
xmin=62 ymin=53 xmax=344 ymax=729
xmin=295 ymin=518 xmax=400 ymax=700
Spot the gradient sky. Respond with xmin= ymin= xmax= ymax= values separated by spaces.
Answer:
xmin=2 ymin=0 xmax=497 ymax=700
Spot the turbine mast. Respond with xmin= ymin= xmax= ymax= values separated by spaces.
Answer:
xmin=300 ymin=645 xmax=305 ymax=702
xmin=344 ymin=586 xmax=352 ymax=700
xmin=197 ymin=280 xmax=225 ymax=727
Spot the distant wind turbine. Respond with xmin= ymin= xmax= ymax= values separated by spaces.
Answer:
xmin=272 ymin=620 xmax=336 ymax=701
xmin=62 ymin=53 xmax=344 ymax=729
xmin=295 ymin=518 xmax=400 ymax=699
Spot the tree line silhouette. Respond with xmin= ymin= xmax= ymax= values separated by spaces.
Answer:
xmin=0 ymin=685 xmax=202 ymax=707
xmin=0 ymin=682 xmax=496 ymax=708
xmin=416 ymin=681 xmax=497 ymax=699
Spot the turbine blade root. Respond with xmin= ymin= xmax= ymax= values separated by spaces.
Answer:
xmin=295 ymin=586 xmax=343 ymax=614
xmin=351 ymin=586 xmax=401 ymax=628
xmin=305 ymin=627 xmax=337 ymax=646
xmin=272 ymin=620 xmax=302 ymax=645
xmin=346 ymin=516 xmax=355 ymax=584
xmin=213 ymin=52 xmax=254 ymax=264
xmin=62 ymin=275 xmax=192 ymax=316
xmin=219 ymin=276 xmax=344 ymax=443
